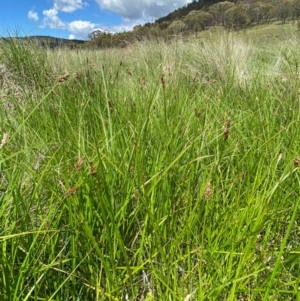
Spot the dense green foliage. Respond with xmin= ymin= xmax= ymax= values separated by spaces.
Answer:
xmin=1 ymin=28 xmax=300 ymax=300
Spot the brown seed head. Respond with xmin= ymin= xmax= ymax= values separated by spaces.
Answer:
xmin=65 ymin=186 xmax=77 ymax=198
xmin=126 ymin=69 xmax=133 ymax=76
xmin=132 ymin=102 xmax=136 ymax=112
xmin=194 ymin=108 xmax=200 ymax=118
xmin=223 ymin=119 xmax=231 ymax=140
xmin=294 ymin=156 xmax=300 ymax=168
xmin=0 ymin=133 xmax=9 ymax=149
xmin=168 ymin=66 xmax=171 ymax=77
xmin=108 ymin=68 xmax=113 ymax=79
xmin=75 ymin=156 xmax=85 ymax=171
xmin=132 ymin=187 xmax=139 ymax=202
xmin=57 ymin=73 xmax=70 ymax=84
xmin=89 ymin=162 xmax=97 ymax=176
xmin=277 ymin=153 xmax=283 ymax=164
xmin=217 ymin=87 xmax=223 ymax=101
xmin=161 ymin=73 xmax=166 ymax=90
xmin=193 ymin=72 xmax=199 ymax=83
xmin=204 ymin=181 xmax=213 ymax=200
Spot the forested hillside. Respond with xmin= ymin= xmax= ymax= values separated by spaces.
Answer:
xmin=84 ymin=0 xmax=300 ymax=49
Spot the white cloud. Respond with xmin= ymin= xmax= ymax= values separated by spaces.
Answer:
xmin=42 ymin=8 xmax=66 ymax=29
xmin=39 ymin=0 xmax=192 ymax=39
xmin=54 ymin=0 xmax=85 ymax=13
xmin=28 ymin=10 xmax=39 ymax=21
xmin=40 ymin=1 xmax=96 ymax=39
xmin=69 ymin=34 xmax=76 ymax=39
xmin=95 ymin=0 xmax=192 ymax=20
xmin=68 ymin=20 xmax=98 ymax=39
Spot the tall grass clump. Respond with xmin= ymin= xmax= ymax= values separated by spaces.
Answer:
xmin=1 ymin=29 xmax=300 ymax=300
xmin=187 ymin=32 xmax=254 ymax=86
xmin=0 ymin=37 xmax=51 ymax=89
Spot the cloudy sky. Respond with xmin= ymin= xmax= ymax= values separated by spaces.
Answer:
xmin=0 ymin=0 xmax=193 ymax=40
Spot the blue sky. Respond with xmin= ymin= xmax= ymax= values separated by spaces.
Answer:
xmin=0 ymin=0 xmax=192 ymax=40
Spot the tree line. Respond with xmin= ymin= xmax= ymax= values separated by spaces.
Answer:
xmin=68 ymin=0 xmax=300 ymax=49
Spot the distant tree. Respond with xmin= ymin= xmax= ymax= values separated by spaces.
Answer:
xmin=133 ymin=25 xmax=142 ymax=32
xmin=157 ymin=21 xmax=171 ymax=31
xmin=293 ymin=0 xmax=300 ymax=18
xmin=166 ymin=20 xmax=188 ymax=34
xmin=260 ymin=3 xmax=275 ymax=23
xmin=133 ymin=25 xmax=152 ymax=40
xmin=274 ymin=0 xmax=294 ymax=23
xmin=237 ymin=0 xmax=256 ymax=13
xmin=149 ymin=26 xmax=162 ymax=39
xmin=237 ymin=0 xmax=275 ymax=24
xmin=184 ymin=10 xmax=213 ymax=30
xmin=154 ymin=0 xmax=205 ymax=24
xmin=88 ymin=30 xmax=106 ymax=40
xmin=244 ymin=1 xmax=274 ymax=24
xmin=87 ymin=31 xmax=114 ymax=48
xmin=224 ymin=6 xmax=250 ymax=28
xmin=185 ymin=10 xmax=200 ymax=19
xmin=113 ymin=31 xmax=135 ymax=48
xmin=250 ymin=4 xmax=263 ymax=24
xmin=208 ymin=1 xmax=236 ymax=26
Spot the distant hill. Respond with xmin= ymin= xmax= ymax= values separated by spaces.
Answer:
xmin=1 ymin=35 xmax=87 ymax=48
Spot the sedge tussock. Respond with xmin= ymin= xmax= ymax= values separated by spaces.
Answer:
xmin=3 ymin=27 xmax=300 ymax=300
xmin=188 ymin=33 xmax=253 ymax=85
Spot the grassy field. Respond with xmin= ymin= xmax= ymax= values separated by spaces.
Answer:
xmin=197 ymin=21 xmax=297 ymax=42
xmin=1 ymin=26 xmax=300 ymax=300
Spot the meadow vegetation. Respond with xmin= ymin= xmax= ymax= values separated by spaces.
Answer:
xmin=1 ymin=28 xmax=300 ymax=300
